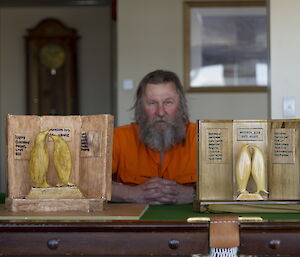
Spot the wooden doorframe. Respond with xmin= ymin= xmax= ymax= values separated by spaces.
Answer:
xmin=0 ymin=0 xmax=111 ymax=7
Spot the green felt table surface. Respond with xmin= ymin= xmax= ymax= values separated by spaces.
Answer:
xmin=140 ymin=203 xmax=300 ymax=221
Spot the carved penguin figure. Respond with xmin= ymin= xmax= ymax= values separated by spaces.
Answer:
xmin=251 ymin=145 xmax=268 ymax=194
xmin=236 ymin=144 xmax=252 ymax=194
xmin=29 ymin=130 xmax=51 ymax=188
xmin=50 ymin=134 xmax=74 ymax=186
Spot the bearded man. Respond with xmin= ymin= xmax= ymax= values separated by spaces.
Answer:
xmin=111 ymin=70 xmax=196 ymax=204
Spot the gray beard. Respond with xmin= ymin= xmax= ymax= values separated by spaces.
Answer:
xmin=138 ymin=113 xmax=186 ymax=152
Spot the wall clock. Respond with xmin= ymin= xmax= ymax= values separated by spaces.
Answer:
xmin=40 ymin=43 xmax=66 ymax=75
xmin=25 ymin=18 xmax=79 ymax=115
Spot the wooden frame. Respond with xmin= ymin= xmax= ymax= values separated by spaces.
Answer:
xmin=184 ymin=1 xmax=268 ymax=92
xmin=0 ymin=0 xmax=111 ymax=6
xmin=25 ymin=18 xmax=79 ymax=115
xmin=6 ymin=114 xmax=114 ymax=212
xmin=195 ymin=119 xmax=300 ymax=213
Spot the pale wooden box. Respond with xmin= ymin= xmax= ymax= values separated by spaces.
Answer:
xmin=6 ymin=114 xmax=113 ymax=212
xmin=195 ymin=120 xmax=300 ymax=213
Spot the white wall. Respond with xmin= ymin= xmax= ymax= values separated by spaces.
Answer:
xmin=270 ymin=0 xmax=300 ymax=119
xmin=117 ymin=0 xmax=269 ymax=126
xmin=0 ymin=6 xmax=112 ymax=191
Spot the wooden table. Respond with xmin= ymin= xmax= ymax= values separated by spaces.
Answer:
xmin=1 ymin=203 xmax=300 ymax=256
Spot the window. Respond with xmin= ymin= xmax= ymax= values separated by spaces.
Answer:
xmin=184 ymin=1 xmax=268 ymax=92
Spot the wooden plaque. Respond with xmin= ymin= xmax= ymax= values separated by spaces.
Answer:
xmin=232 ymin=120 xmax=268 ymax=200
xmin=195 ymin=119 xmax=300 ymax=212
xmin=269 ymin=120 xmax=300 ymax=200
xmin=6 ymin=114 xmax=113 ymax=212
xmin=198 ymin=120 xmax=233 ymax=200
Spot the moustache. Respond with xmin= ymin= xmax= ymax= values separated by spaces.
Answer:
xmin=150 ymin=116 xmax=169 ymax=124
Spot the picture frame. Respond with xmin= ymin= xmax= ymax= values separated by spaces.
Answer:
xmin=184 ymin=1 xmax=268 ymax=92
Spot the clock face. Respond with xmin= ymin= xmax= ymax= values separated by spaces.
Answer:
xmin=39 ymin=43 xmax=66 ymax=70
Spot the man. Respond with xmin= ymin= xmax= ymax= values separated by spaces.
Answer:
xmin=111 ymin=70 xmax=196 ymax=204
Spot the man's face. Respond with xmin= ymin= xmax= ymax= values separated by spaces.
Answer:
xmin=142 ymin=82 xmax=180 ymax=130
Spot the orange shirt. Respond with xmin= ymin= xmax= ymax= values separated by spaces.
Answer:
xmin=112 ymin=122 xmax=196 ymax=185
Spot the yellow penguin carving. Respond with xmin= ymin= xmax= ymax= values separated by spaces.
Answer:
xmin=50 ymin=134 xmax=74 ymax=187
xmin=29 ymin=130 xmax=51 ymax=188
xmin=251 ymin=145 xmax=268 ymax=195
xmin=236 ymin=144 xmax=252 ymax=194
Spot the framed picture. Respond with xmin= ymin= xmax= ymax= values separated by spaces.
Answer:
xmin=184 ymin=1 xmax=268 ymax=92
